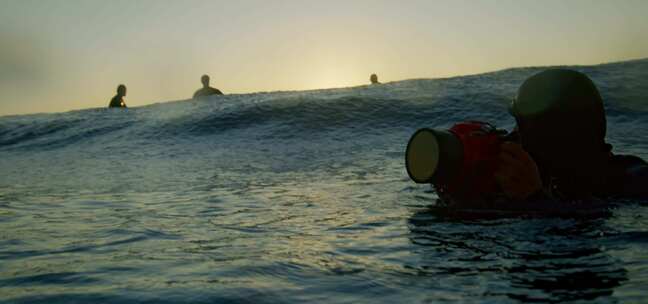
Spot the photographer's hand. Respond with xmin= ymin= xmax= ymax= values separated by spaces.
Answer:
xmin=494 ymin=142 xmax=543 ymax=200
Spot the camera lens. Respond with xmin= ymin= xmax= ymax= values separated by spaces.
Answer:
xmin=405 ymin=128 xmax=464 ymax=184
xmin=406 ymin=129 xmax=440 ymax=183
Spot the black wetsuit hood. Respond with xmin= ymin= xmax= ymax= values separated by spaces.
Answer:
xmin=510 ymin=69 xmax=609 ymax=196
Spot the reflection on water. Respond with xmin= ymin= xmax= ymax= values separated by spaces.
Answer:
xmin=408 ymin=208 xmax=627 ymax=302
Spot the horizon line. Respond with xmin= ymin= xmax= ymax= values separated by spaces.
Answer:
xmin=2 ymin=56 xmax=646 ymax=118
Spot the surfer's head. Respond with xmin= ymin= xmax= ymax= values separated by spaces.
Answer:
xmin=117 ymin=84 xmax=127 ymax=97
xmin=201 ymin=74 xmax=210 ymax=87
xmin=510 ymin=69 xmax=608 ymax=193
xmin=370 ymin=74 xmax=379 ymax=84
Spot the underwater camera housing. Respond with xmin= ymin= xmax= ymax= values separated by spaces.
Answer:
xmin=405 ymin=121 xmax=507 ymax=198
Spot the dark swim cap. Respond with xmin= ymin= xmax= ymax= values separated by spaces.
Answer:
xmin=511 ymin=69 xmax=606 ymax=137
xmin=511 ymin=69 xmax=609 ymax=195
xmin=511 ymin=69 xmax=607 ymax=148
xmin=117 ymin=84 xmax=127 ymax=95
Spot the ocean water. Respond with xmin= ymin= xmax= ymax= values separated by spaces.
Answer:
xmin=1 ymin=59 xmax=648 ymax=303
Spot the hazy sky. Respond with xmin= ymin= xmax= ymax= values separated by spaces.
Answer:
xmin=1 ymin=0 xmax=648 ymax=116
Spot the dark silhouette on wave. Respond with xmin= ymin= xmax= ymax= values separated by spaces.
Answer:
xmin=193 ymin=75 xmax=223 ymax=98
xmin=108 ymin=84 xmax=127 ymax=108
xmin=370 ymin=73 xmax=380 ymax=84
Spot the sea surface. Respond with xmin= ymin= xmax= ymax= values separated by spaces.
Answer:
xmin=1 ymin=59 xmax=648 ymax=303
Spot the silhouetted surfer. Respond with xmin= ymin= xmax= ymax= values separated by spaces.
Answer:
xmin=108 ymin=84 xmax=128 ymax=108
xmin=370 ymin=73 xmax=380 ymax=85
xmin=486 ymin=70 xmax=647 ymax=202
xmin=193 ymin=75 xmax=223 ymax=98
xmin=499 ymin=69 xmax=648 ymax=200
xmin=407 ymin=69 xmax=648 ymax=214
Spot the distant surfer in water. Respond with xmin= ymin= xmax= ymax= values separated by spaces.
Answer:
xmin=494 ymin=69 xmax=648 ymax=201
xmin=370 ymin=73 xmax=380 ymax=85
xmin=108 ymin=84 xmax=128 ymax=108
xmin=193 ymin=74 xmax=223 ymax=98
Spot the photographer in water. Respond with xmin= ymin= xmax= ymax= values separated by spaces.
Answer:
xmin=406 ymin=69 xmax=648 ymax=208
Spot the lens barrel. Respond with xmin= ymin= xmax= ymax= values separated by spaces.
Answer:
xmin=405 ymin=128 xmax=464 ymax=184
